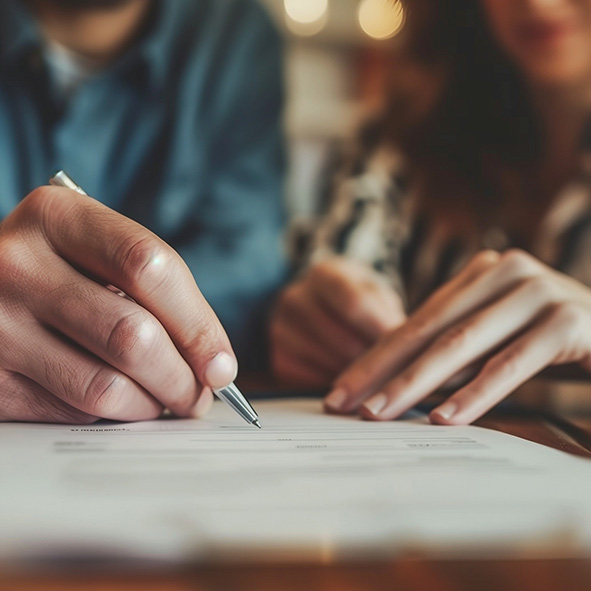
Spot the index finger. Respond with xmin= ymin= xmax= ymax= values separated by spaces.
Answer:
xmin=25 ymin=186 xmax=237 ymax=390
xmin=325 ymin=250 xmax=521 ymax=413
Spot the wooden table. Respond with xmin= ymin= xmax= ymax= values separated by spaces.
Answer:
xmin=2 ymin=380 xmax=591 ymax=591
xmin=3 ymin=558 xmax=591 ymax=591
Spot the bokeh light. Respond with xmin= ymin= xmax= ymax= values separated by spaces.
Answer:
xmin=284 ymin=0 xmax=328 ymax=24
xmin=358 ymin=0 xmax=405 ymax=40
xmin=284 ymin=0 xmax=329 ymax=36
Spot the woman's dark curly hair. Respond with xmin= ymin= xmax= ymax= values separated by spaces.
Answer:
xmin=384 ymin=0 xmax=542 ymax=196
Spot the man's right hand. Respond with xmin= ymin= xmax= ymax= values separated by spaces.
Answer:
xmin=271 ymin=257 xmax=406 ymax=388
xmin=0 ymin=186 xmax=238 ymax=423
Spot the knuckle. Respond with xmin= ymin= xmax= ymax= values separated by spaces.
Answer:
xmin=522 ymin=274 xmax=549 ymax=292
xmin=178 ymin=323 xmax=224 ymax=365
xmin=474 ymin=249 xmax=501 ymax=266
xmin=115 ymin=235 xmax=172 ymax=292
xmin=106 ymin=311 xmax=159 ymax=365
xmin=441 ymin=325 xmax=470 ymax=350
xmin=500 ymin=249 xmax=539 ymax=275
xmin=394 ymin=370 xmax=417 ymax=392
xmin=485 ymin=349 xmax=522 ymax=383
xmin=521 ymin=275 xmax=557 ymax=301
xmin=547 ymin=301 xmax=581 ymax=333
xmin=0 ymin=237 xmax=32 ymax=282
xmin=84 ymin=370 xmax=127 ymax=417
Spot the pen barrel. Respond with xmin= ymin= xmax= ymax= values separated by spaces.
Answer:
xmin=214 ymin=383 xmax=259 ymax=425
xmin=49 ymin=171 xmax=87 ymax=195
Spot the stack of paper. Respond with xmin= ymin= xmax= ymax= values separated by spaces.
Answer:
xmin=1 ymin=399 xmax=591 ymax=564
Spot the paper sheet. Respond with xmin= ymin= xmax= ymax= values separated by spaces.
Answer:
xmin=2 ymin=398 xmax=591 ymax=563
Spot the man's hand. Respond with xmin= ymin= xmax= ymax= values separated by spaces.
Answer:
xmin=271 ymin=257 xmax=406 ymax=388
xmin=0 ymin=186 xmax=237 ymax=423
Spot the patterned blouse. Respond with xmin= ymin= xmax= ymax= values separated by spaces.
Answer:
xmin=307 ymin=137 xmax=591 ymax=313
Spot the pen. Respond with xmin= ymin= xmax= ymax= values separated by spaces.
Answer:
xmin=49 ymin=170 xmax=262 ymax=429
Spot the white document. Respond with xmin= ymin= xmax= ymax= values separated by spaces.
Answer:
xmin=1 ymin=398 xmax=591 ymax=564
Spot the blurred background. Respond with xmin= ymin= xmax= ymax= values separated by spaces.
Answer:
xmin=258 ymin=0 xmax=405 ymax=218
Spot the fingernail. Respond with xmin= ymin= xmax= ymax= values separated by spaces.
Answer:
xmin=325 ymin=388 xmax=348 ymax=412
xmin=362 ymin=392 xmax=389 ymax=417
xmin=432 ymin=401 xmax=458 ymax=421
xmin=204 ymin=352 xmax=238 ymax=389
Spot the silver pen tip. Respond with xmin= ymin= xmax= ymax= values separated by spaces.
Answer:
xmin=253 ymin=420 xmax=262 ymax=429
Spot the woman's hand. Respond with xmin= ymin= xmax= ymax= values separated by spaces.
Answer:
xmin=324 ymin=249 xmax=591 ymax=424
xmin=271 ymin=257 xmax=406 ymax=388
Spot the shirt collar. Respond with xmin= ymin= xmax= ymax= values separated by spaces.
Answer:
xmin=0 ymin=0 xmax=182 ymax=92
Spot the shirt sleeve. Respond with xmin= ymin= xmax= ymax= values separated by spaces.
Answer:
xmin=307 ymin=141 xmax=411 ymax=307
xmin=176 ymin=4 xmax=287 ymax=371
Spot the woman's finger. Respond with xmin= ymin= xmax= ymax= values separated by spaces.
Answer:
xmin=358 ymin=275 xmax=557 ymax=419
xmin=421 ymin=249 xmax=502 ymax=306
xmin=412 ymin=249 xmax=544 ymax=344
xmin=429 ymin=303 xmax=583 ymax=425
xmin=326 ymin=250 xmax=544 ymax=412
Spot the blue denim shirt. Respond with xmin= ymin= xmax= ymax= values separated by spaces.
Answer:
xmin=0 ymin=0 xmax=287 ymax=368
